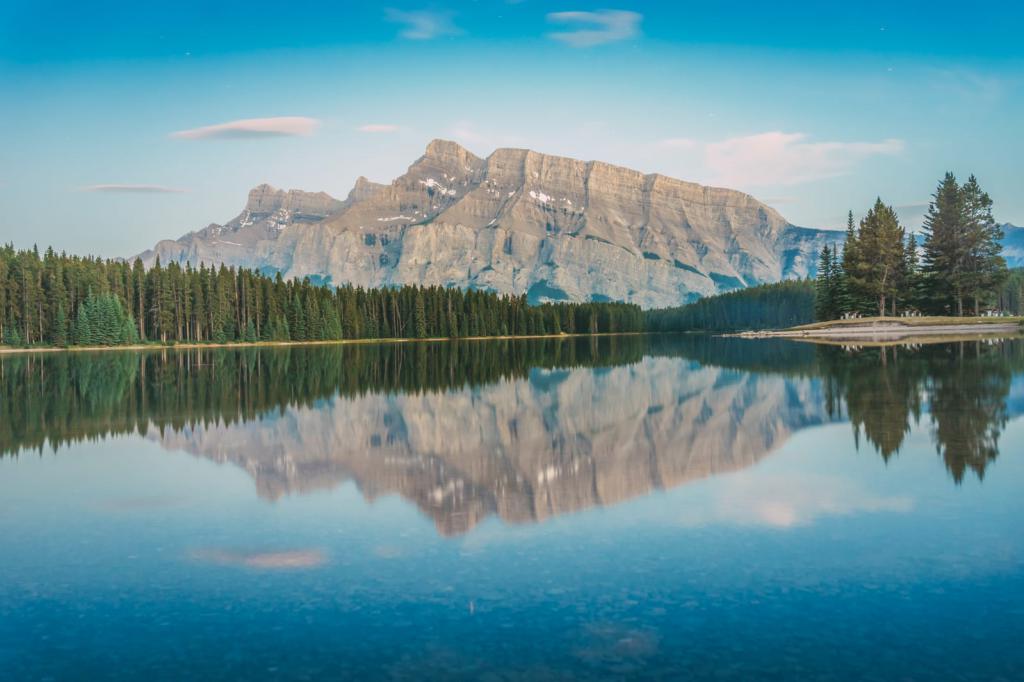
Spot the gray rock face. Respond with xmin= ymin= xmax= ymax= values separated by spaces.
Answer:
xmin=139 ymin=140 xmax=841 ymax=307
xmin=138 ymin=184 xmax=347 ymax=275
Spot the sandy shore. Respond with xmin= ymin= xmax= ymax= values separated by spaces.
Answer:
xmin=735 ymin=319 xmax=1022 ymax=342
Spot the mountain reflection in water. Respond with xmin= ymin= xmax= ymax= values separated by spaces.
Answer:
xmin=1 ymin=335 xmax=1020 ymax=534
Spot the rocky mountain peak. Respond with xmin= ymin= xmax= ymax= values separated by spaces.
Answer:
xmin=244 ymin=183 xmax=281 ymax=212
xmin=139 ymin=140 xmax=844 ymax=308
xmin=416 ymin=139 xmax=486 ymax=181
xmin=424 ymin=138 xmax=478 ymax=162
xmin=243 ymin=184 xmax=342 ymax=218
xmin=345 ymin=176 xmax=386 ymax=205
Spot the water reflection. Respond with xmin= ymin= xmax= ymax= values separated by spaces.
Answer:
xmin=1 ymin=335 xmax=1021 ymax=533
xmin=819 ymin=341 xmax=1016 ymax=482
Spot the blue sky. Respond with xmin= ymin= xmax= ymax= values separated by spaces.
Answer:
xmin=2 ymin=1 xmax=1022 ymax=256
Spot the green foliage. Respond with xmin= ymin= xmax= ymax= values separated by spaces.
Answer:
xmin=53 ymin=305 xmax=68 ymax=347
xmin=996 ymin=268 xmax=1024 ymax=315
xmin=3 ymin=321 xmax=23 ymax=347
xmin=843 ymin=198 xmax=907 ymax=316
xmin=73 ymin=292 xmax=139 ymax=346
xmin=817 ymin=173 xmax=1010 ymax=321
xmin=646 ymin=280 xmax=816 ymax=332
xmin=0 ymin=245 xmax=644 ymax=348
xmin=242 ymin=319 xmax=257 ymax=343
xmin=814 ymin=244 xmax=843 ymax=321
xmin=920 ymin=173 xmax=1008 ymax=315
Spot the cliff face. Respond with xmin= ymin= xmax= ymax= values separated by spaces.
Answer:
xmin=138 ymin=184 xmax=348 ymax=275
xmin=139 ymin=140 xmax=840 ymax=307
xmin=154 ymin=357 xmax=832 ymax=535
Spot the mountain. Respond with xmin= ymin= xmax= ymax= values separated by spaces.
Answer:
xmin=1001 ymin=223 xmax=1024 ymax=268
xmin=140 ymin=140 xmax=841 ymax=308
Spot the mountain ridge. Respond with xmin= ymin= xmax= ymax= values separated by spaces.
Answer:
xmin=139 ymin=139 xmax=842 ymax=308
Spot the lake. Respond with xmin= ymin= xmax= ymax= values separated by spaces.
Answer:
xmin=1 ymin=335 xmax=1022 ymax=681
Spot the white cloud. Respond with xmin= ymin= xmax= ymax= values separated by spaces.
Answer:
xmin=704 ymin=131 xmax=905 ymax=187
xmin=357 ymin=123 xmax=401 ymax=133
xmin=385 ymin=9 xmax=461 ymax=40
xmin=170 ymin=116 xmax=319 ymax=140
xmin=82 ymin=184 xmax=186 ymax=194
xmin=546 ymin=10 xmax=641 ymax=47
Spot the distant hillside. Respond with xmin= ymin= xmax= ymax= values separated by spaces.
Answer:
xmin=645 ymin=280 xmax=816 ymax=332
xmin=1001 ymin=223 xmax=1024 ymax=268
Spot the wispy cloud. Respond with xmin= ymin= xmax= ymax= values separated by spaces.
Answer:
xmin=357 ymin=123 xmax=401 ymax=133
xmin=170 ymin=116 xmax=319 ymax=140
xmin=546 ymin=10 xmax=642 ymax=47
xmin=82 ymin=184 xmax=186 ymax=193
xmin=385 ymin=9 xmax=461 ymax=40
xmin=704 ymin=131 xmax=905 ymax=187
xmin=926 ymin=68 xmax=1011 ymax=110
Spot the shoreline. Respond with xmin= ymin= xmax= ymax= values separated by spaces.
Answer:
xmin=0 ymin=331 xmax=650 ymax=356
xmin=732 ymin=317 xmax=1023 ymax=342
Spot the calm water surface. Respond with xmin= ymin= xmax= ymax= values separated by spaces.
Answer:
xmin=1 ymin=335 xmax=1022 ymax=680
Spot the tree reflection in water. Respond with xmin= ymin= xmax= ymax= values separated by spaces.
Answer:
xmin=1 ymin=335 xmax=1020 ymax=492
xmin=818 ymin=339 xmax=1017 ymax=482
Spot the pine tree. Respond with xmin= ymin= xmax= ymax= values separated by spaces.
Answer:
xmin=903 ymin=233 xmax=925 ymax=313
xmin=53 ymin=304 xmax=68 ymax=347
xmin=828 ymin=246 xmax=844 ymax=314
xmin=413 ymin=290 xmax=427 ymax=338
xmin=132 ymin=258 xmax=146 ymax=340
xmin=815 ymin=245 xmax=836 ymax=321
xmin=839 ymin=210 xmax=870 ymax=315
xmin=3 ymin=321 xmax=22 ymax=347
xmin=74 ymin=298 xmax=94 ymax=346
xmin=854 ymin=199 xmax=906 ymax=316
xmin=960 ymin=175 xmax=1008 ymax=314
xmin=921 ymin=173 xmax=967 ymax=315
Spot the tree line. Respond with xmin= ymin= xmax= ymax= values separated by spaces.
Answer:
xmin=996 ymin=268 xmax=1024 ymax=315
xmin=816 ymin=173 xmax=1009 ymax=320
xmin=645 ymin=280 xmax=816 ymax=332
xmin=0 ymin=245 xmax=644 ymax=347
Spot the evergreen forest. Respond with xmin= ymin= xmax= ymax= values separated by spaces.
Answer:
xmin=0 ymin=246 xmax=643 ymax=348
